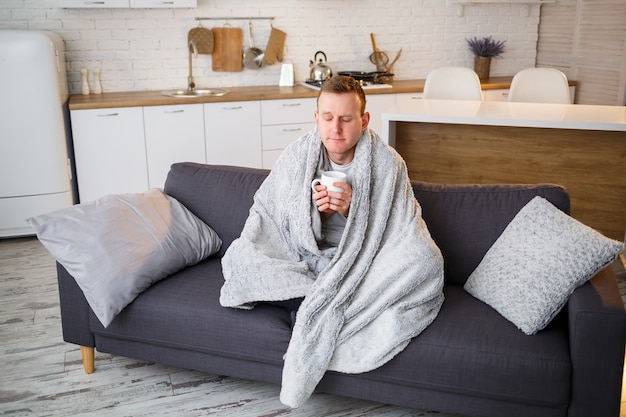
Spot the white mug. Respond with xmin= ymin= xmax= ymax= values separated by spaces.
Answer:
xmin=311 ymin=171 xmax=347 ymax=193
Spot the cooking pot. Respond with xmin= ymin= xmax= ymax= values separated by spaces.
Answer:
xmin=309 ymin=51 xmax=333 ymax=82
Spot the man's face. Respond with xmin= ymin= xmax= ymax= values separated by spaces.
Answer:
xmin=315 ymin=92 xmax=370 ymax=165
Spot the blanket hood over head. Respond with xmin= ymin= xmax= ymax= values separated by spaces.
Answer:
xmin=220 ymin=128 xmax=444 ymax=408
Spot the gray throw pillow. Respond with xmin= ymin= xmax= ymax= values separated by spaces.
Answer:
xmin=27 ymin=189 xmax=221 ymax=328
xmin=464 ymin=196 xmax=623 ymax=335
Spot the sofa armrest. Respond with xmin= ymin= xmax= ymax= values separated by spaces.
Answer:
xmin=57 ymin=262 xmax=95 ymax=348
xmin=567 ymin=265 xmax=626 ymax=417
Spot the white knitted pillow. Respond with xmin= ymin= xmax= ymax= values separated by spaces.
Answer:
xmin=464 ymin=196 xmax=623 ymax=335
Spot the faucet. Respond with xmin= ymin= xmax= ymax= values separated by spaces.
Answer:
xmin=188 ymin=40 xmax=198 ymax=91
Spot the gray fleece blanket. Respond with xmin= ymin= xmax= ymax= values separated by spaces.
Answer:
xmin=220 ymin=128 xmax=444 ymax=408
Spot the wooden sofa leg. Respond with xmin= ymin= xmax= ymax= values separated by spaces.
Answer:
xmin=80 ymin=346 xmax=95 ymax=374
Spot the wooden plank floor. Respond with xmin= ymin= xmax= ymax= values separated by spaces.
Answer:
xmin=0 ymin=237 xmax=462 ymax=417
xmin=1 ymin=237 xmax=624 ymax=416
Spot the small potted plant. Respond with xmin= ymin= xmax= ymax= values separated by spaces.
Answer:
xmin=466 ymin=36 xmax=506 ymax=80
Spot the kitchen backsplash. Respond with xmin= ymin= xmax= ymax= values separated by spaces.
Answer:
xmin=1 ymin=0 xmax=540 ymax=94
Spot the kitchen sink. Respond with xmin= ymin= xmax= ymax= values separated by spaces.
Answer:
xmin=161 ymin=88 xmax=229 ymax=98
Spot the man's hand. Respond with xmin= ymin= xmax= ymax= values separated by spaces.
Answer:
xmin=312 ymin=182 xmax=352 ymax=218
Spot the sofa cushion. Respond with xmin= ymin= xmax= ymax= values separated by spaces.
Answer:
xmin=353 ymin=286 xmax=571 ymax=409
xmin=164 ymin=164 xmax=269 ymax=257
xmin=90 ymin=269 xmax=572 ymax=410
xmin=464 ymin=196 xmax=624 ymax=335
xmin=90 ymin=258 xmax=293 ymax=366
xmin=28 ymin=189 xmax=221 ymax=328
xmin=411 ymin=182 xmax=570 ymax=286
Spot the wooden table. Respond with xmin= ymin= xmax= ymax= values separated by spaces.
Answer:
xmin=382 ymin=100 xmax=626 ymax=241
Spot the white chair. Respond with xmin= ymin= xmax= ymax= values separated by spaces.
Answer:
xmin=508 ymin=68 xmax=571 ymax=104
xmin=423 ymin=67 xmax=483 ymax=101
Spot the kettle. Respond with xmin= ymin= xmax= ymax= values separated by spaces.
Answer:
xmin=309 ymin=51 xmax=333 ymax=82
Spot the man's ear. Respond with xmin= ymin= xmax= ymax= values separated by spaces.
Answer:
xmin=362 ymin=112 xmax=371 ymax=130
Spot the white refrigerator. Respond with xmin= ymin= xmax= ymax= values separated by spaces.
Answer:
xmin=0 ymin=30 xmax=75 ymax=237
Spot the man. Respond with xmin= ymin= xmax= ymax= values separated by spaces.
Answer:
xmin=311 ymin=75 xmax=369 ymax=247
xmin=220 ymin=75 xmax=444 ymax=408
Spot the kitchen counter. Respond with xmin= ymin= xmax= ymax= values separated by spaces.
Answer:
xmin=382 ymin=99 xmax=626 ymax=241
xmin=68 ymin=77 xmax=519 ymax=110
xmin=382 ymin=99 xmax=626 ymax=143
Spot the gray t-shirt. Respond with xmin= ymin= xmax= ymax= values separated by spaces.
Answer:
xmin=318 ymin=157 xmax=354 ymax=248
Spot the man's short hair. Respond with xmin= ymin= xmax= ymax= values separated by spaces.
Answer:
xmin=318 ymin=75 xmax=367 ymax=116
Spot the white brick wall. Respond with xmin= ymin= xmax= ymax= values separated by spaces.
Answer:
xmin=1 ymin=0 xmax=540 ymax=94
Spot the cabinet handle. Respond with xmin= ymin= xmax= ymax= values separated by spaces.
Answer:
xmin=223 ymin=106 xmax=243 ymax=110
xmin=282 ymin=103 xmax=301 ymax=107
xmin=96 ymin=112 xmax=119 ymax=117
xmin=164 ymin=109 xmax=184 ymax=113
xmin=282 ymin=128 xmax=302 ymax=132
xmin=84 ymin=1 xmax=106 ymax=3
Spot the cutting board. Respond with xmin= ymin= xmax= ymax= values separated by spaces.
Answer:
xmin=211 ymin=27 xmax=243 ymax=72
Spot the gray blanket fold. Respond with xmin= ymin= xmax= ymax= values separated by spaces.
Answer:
xmin=220 ymin=128 xmax=444 ymax=407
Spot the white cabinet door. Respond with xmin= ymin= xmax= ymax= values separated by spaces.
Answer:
xmin=483 ymin=89 xmax=510 ymax=102
xmin=262 ymin=123 xmax=315 ymax=150
xmin=395 ymin=92 xmax=425 ymax=108
xmin=483 ymin=87 xmax=575 ymax=103
xmin=129 ymin=0 xmax=196 ymax=7
xmin=261 ymin=123 xmax=315 ymax=169
xmin=261 ymin=98 xmax=316 ymax=125
xmin=143 ymin=104 xmax=206 ymax=190
xmin=61 ymin=0 xmax=195 ymax=7
xmin=260 ymin=98 xmax=316 ymax=169
xmin=204 ymin=101 xmax=262 ymax=168
xmin=70 ymin=107 xmax=148 ymax=202
xmin=365 ymin=94 xmax=397 ymax=136
xmin=60 ymin=0 xmax=129 ymax=7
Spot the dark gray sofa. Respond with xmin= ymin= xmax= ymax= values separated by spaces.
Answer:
xmin=57 ymin=162 xmax=626 ymax=417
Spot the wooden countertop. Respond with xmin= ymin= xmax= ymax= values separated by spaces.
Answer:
xmin=68 ymin=77 xmax=520 ymax=110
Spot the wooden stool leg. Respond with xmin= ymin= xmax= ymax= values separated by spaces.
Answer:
xmin=80 ymin=346 xmax=95 ymax=374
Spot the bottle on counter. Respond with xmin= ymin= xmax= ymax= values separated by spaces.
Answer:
xmin=80 ymin=68 xmax=90 ymax=95
xmin=93 ymin=67 xmax=102 ymax=94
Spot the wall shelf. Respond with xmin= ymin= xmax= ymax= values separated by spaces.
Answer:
xmin=448 ymin=0 xmax=555 ymax=16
